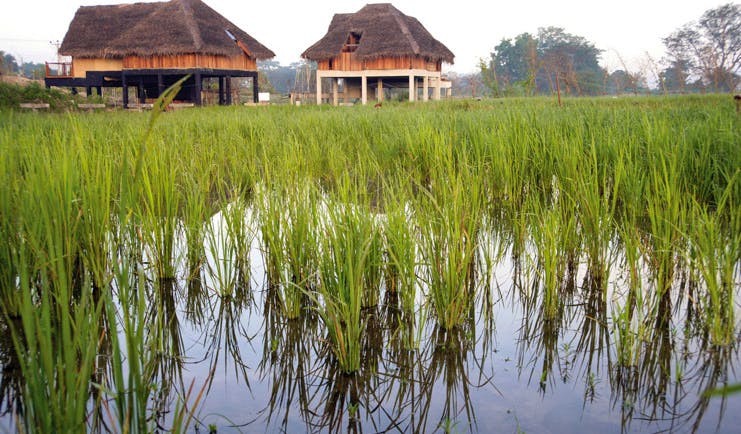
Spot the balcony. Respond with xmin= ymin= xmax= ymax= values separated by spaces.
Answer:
xmin=45 ymin=62 xmax=73 ymax=78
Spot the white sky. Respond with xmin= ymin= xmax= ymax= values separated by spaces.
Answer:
xmin=0 ymin=0 xmax=728 ymax=73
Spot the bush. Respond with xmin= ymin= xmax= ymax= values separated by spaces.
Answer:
xmin=0 ymin=82 xmax=75 ymax=110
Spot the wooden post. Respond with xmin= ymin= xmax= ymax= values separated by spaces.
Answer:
xmin=409 ymin=75 xmax=415 ymax=102
xmin=194 ymin=72 xmax=202 ymax=106
xmin=377 ymin=78 xmax=384 ymax=102
xmin=226 ymin=76 xmax=232 ymax=105
xmin=157 ymin=73 xmax=164 ymax=99
xmin=252 ymin=74 xmax=258 ymax=103
xmin=122 ymin=74 xmax=129 ymax=108
xmin=316 ymin=73 xmax=322 ymax=105
xmin=735 ymin=95 xmax=741 ymax=116
xmin=138 ymin=76 xmax=145 ymax=104
xmin=423 ymin=75 xmax=429 ymax=102
xmin=218 ymin=77 xmax=225 ymax=105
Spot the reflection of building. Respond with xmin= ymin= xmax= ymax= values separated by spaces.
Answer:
xmin=302 ymin=3 xmax=454 ymax=105
xmin=44 ymin=0 xmax=274 ymax=107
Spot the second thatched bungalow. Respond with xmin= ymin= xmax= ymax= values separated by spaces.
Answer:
xmin=45 ymin=0 xmax=275 ymax=107
xmin=302 ymin=3 xmax=454 ymax=105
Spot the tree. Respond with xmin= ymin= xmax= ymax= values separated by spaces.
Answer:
xmin=663 ymin=3 xmax=741 ymax=92
xmin=479 ymin=28 xmax=604 ymax=96
xmin=0 ymin=51 xmax=19 ymax=75
xmin=537 ymin=27 xmax=604 ymax=96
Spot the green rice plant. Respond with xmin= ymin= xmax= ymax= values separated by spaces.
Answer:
xmin=258 ymin=184 xmax=289 ymax=290
xmin=201 ymin=175 xmax=254 ymax=298
xmin=417 ymin=162 xmax=483 ymax=330
xmin=9 ymin=243 xmax=103 ymax=433
xmin=284 ymin=181 xmax=320 ymax=292
xmin=257 ymin=180 xmax=319 ymax=319
xmin=528 ymin=201 xmax=567 ymax=321
xmin=0 ymin=143 xmax=20 ymax=316
xmin=138 ymin=147 xmax=183 ymax=281
xmin=179 ymin=158 xmax=215 ymax=279
xmin=361 ymin=216 xmax=384 ymax=309
xmin=567 ymin=140 xmax=622 ymax=291
xmin=643 ymin=152 xmax=688 ymax=303
xmin=313 ymin=182 xmax=378 ymax=373
xmin=102 ymin=76 xmax=209 ymax=432
xmin=688 ymin=182 xmax=738 ymax=346
xmin=382 ymin=187 xmax=418 ymax=315
xmin=77 ymin=148 xmax=116 ymax=291
xmin=5 ymin=136 xmax=102 ymax=431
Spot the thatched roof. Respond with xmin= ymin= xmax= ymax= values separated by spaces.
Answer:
xmin=302 ymin=3 xmax=454 ymax=64
xmin=59 ymin=0 xmax=274 ymax=59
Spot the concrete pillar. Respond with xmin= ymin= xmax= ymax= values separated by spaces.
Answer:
xmin=409 ymin=75 xmax=415 ymax=102
xmin=377 ymin=78 xmax=383 ymax=102
xmin=316 ymin=72 xmax=322 ymax=105
xmin=361 ymin=75 xmax=368 ymax=105
xmin=332 ymin=78 xmax=339 ymax=106
xmin=434 ymin=75 xmax=441 ymax=100
xmin=423 ymin=75 xmax=429 ymax=101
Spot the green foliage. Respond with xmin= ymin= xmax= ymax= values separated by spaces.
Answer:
xmin=0 ymin=81 xmax=74 ymax=110
xmin=481 ymin=28 xmax=604 ymax=96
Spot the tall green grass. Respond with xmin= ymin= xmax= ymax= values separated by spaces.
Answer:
xmin=0 ymin=94 xmax=738 ymax=427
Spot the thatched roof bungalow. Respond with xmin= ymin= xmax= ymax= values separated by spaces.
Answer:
xmin=45 ymin=0 xmax=275 ymax=106
xmin=302 ymin=3 xmax=454 ymax=105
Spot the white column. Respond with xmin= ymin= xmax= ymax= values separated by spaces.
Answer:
xmin=409 ymin=75 xmax=415 ymax=101
xmin=333 ymin=78 xmax=339 ymax=106
xmin=423 ymin=75 xmax=429 ymax=101
xmin=316 ymin=72 xmax=322 ymax=105
xmin=361 ymin=74 xmax=368 ymax=105
xmin=434 ymin=74 xmax=441 ymax=100
xmin=377 ymin=78 xmax=384 ymax=102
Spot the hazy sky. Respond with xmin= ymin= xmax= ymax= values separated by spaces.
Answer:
xmin=0 ymin=0 xmax=728 ymax=73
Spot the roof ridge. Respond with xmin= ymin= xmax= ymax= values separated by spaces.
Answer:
xmin=178 ymin=0 xmax=203 ymax=50
xmin=389 ymin=6 xmax=419 ymax=55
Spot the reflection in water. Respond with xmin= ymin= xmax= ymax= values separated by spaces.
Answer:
xmin=148 ymin=278 xmax=185 ymax=429
xmin=1 ymin=210 xmax=739 ymax=433
xmin=257 ymin=286 xmax=319 ymax=431
xmin=0 ymin=316 xmax=22 ymax=419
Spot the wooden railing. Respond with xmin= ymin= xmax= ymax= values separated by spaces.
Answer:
xmin=45 ymin=62 xmax=73 ymax=78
